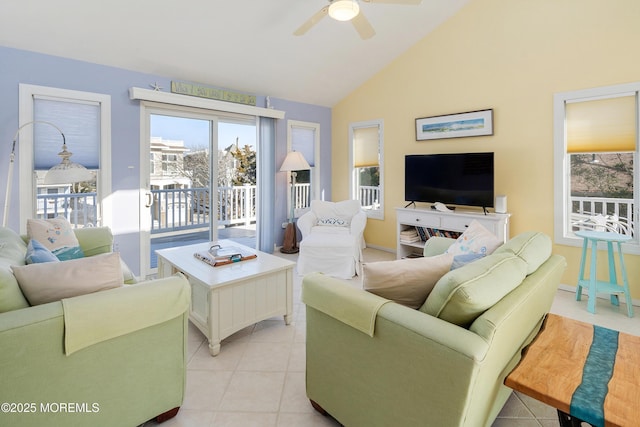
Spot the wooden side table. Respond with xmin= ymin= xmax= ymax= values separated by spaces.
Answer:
xmin=505 ymin=314 xmax=640 ymax=427
xmin=575 ymin=230 xmax=633 ymax=317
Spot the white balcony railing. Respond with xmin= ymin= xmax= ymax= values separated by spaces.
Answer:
xmin=36 ymin=192 xmax=98 ymax=227
xmin=42 ymin=188 xmax=631 ymax=237
xmin=150 ymin=185 xmax=256 ymax=233
xmin=360 ymin=185 xmax=380 ymax=209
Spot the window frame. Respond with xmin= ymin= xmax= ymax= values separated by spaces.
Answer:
xmin=18 ymin=84 xmax=112 ymax=232
xmin=349 ymin=119 xmax=384 ymax=220
xmin=553 ymin=82 xmax=640 ymax=254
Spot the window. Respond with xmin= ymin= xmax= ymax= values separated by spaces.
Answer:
xmin=18 ymin=84 xmax=111 ymax=230
xmin=287 ymin=120 xmax=320 ymax=215
xmin=554 ymin=82 xmax=639 ymax=253
xmin=349 ymin=120 xmax=383 ymax=219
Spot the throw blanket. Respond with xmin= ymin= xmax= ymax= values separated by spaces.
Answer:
xmin=61 ymin=275 xmax=190 ymax=355
xmin=302 ymin=272 xmax=389 ymax=337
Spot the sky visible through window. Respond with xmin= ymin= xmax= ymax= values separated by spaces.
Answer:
xmin=150 ymin=115 xmax=256 ymax=152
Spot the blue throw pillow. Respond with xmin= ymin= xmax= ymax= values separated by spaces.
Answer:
xmin=25 ymin=239 xmax=60 ymax=264
xmin=450 ymin=253 xmax=485 ymax=270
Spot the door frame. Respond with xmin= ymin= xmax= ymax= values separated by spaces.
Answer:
xmin=139 ymin=101 xmax=259 ymax=278
xmin=139 ymin=102 xmax=221 ymax=277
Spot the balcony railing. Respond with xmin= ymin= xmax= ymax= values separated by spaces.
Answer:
xmin=36 ymin=192 xmax=98 ymax=227
xmin=150 ymin=185 xmax=257 ymax=233
xmin=40 ymin=189 xmax=630 ymax=237
xmin=360 ymin=185 xmax=380 ymax=209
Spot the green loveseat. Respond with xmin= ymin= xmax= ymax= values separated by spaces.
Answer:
xmin=302 ymin=231 xmax=566 ymax=427
xmin=0 ymin=226 xmax=190 ymax=427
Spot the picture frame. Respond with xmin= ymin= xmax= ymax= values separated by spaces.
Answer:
xmin=415 ymin=109 xmax=493 ymax=141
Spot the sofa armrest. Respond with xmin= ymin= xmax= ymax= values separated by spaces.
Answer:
xmin=423 ymin=236 xmax=456 ymax=256
xmin=0 ymin=276 xmax=190 ymax=427
xmin=62 ymin=275 xmax=190 ymax=355
xmin=303 ymin=273 xmax=488 ymax=358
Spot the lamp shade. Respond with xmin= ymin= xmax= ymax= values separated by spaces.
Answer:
xmin=328 ymin=0 xmax=360 ymax=21
xmin=44 ymin=143 xmax=93 ymax=184
xmin=280 ymin=151 xmax=310 ymax=172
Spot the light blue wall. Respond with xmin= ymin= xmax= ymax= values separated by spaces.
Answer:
xmin=0 ymin=46 xmax=331 ymax=275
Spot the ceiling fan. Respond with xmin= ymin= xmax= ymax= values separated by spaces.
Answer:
xmin=294 ymin=0 xmax=422 ymax=40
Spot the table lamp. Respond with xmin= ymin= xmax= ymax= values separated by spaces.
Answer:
xmin=2 ymin=120 xmax=93 ymax=227
xmin=279 ymin=151 xmax=310 ymax=253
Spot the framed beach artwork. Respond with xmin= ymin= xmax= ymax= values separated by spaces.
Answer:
xmin=415 ymin=109 xmax=493 ymax=141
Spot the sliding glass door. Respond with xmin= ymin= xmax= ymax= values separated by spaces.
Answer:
xmin=140 ymin=103 xmax=257 ymax=277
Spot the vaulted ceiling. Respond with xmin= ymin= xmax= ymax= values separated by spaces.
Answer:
xmin=0 ymin=0 xmax=470 ymax=107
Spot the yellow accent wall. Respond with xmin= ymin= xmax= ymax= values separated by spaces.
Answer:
xmin=332 ymin=0 xmax=640 ymax=297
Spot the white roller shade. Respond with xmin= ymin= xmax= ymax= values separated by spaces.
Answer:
xmin=291 ymin=126 xmax=314 ymax=167
xmin=353 ymin=126 xmax=379 ymax=168
xmin=34 ymin=97 xmax=100 ymax=169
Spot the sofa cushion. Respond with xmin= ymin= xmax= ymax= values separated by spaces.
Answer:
xmin=494 ymin=231 xmax=552 ymax=274
xmin=363 ymin=253 xmax=454 ymax=309
xmin=25 ymin=239 xmax=60 ymax=264
xmin=12 ymin=252 xmax=123 ymax=306
xmin=445 ymin=220 xmax=502 ymax=257
xmin=0 ymin=228 xmax=30 ymax=313
xmin=420 ymin=252 xmax=528 ymax=327
xmin=73 ymin=226 xmax=114 ymax=257
xmin=27 ymin=218 xmax=84 ymax=261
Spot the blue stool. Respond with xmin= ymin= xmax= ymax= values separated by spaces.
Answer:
xmin=575 ymin=230 xmax=633 ymax=317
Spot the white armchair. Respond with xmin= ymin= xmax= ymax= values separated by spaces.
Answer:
xmin=571 ymin=212 xmax=634 ymax=236
xmin=297 ymin=200 xmax=367 ymax=279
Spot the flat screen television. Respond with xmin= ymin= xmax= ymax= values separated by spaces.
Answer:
xmin=404 ymin=152 xmax=494 ymax=208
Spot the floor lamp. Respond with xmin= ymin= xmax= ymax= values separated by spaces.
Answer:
xmin=2 ymin=120 xmax=93 ymax=228
xmin=279 ymin=151 xmax=310 ymax=254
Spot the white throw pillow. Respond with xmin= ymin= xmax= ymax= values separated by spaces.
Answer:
xmin=317 ymin=217 xmax=351 ymax=227
xmin=12 ymin=252 xmax=123 ymax=306
xmin=27 ymin=217 xmax=84 ymax=261
xmin=363 ymin=253 xmax=454 ymax=309
xmin=445 ymin=220 xmax=502 ymax=257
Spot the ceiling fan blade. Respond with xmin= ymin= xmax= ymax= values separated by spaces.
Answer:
xmin=361 ymin=0 xmax=422 ymax=4
xmin=352 ymin=11 xmax=375 ymax=40
xmin=293 ymin=6 xmax=329 ymax=36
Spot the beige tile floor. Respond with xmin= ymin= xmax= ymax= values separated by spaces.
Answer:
xmin=144 ymin=247 xmax=640 ymax=427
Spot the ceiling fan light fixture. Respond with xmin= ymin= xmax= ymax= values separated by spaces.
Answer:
xmin=328 ymin=0 xmax=360 ymax=21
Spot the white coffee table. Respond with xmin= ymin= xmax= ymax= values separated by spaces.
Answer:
xmin=156 ymin=240 xmax=295 ymax=356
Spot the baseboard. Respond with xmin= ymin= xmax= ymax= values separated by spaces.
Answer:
xmin=558 ymin=283 xmax=639 ymax=307
xmin=363 ymin=243 xmax=395 ymax=253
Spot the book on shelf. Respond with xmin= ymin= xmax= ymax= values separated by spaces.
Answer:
xmin=400 ymin=235 xmax=422 ymax=243
xmin=194 ymin=244 xmax=257 ymax=267
xmin=415 ymin=226 xmax=428 ymax=241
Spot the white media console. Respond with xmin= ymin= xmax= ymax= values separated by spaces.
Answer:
xmin=396 ymin=207 xmax=511 ymax=259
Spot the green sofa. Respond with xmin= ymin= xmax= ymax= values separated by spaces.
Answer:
xmin=0 ymin=226 xmax=191 ymax=427
xmin=302 ymin=231 xmax=566 ymax=427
